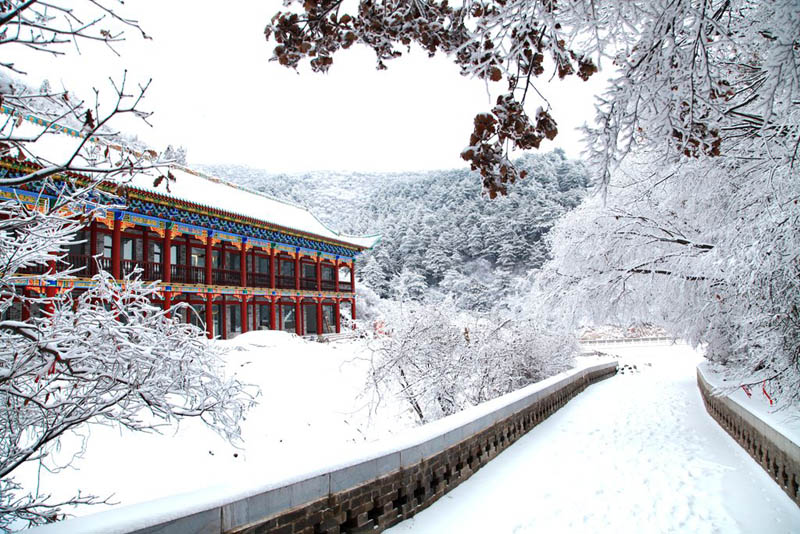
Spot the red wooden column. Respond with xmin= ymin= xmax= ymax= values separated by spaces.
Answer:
xmin=185 ymin=235 xmax=191 ymax=272
xmin=205 ymin=293 xmax=214 ymax=339
xmin=269 ymin=247 xmax=276 ymax=288
xmin=89 ymin=220 xmax=97 ymax=276
xmin=350 ymin=261 xmax=355 ymax=293
xmin=334 ymin=259 xmax=340 ymax=292
xmin=294 ymin=252 xmax=300 ymax=290
xmin=142 ymin=229 xmax=149 ymax=277
xmin=316 ymin=299 xmax=323 ymax=335
xmin=163 ymin=228 xmax=172 ymax=284
xmin=21 ymin=290 xmax=31 ymax=322
xmin=204 ymin=231 xmax=213 ymax=286
xmin=295 ymin=298 xmax=302 ymax=336
xmin=221 ymin=295 xmax=228 ymax=340
xmin=163 ymin=291 xmax=172 ymax=319
xmin=111 ymin=216 xmax=122 ymax=280
xmin=240 ymin=241 xmax=247 ymax=287
xmin=351 ymin=298 xmax=356 ymax=329
xmin=316 ymin=257 xmax=322 ymax=292
xmin=44 ymin=257 xmax=57 ymax=315
xmin=241 ymin=296 xmax=248 ymax=334
xmin=269 ymin=297 xmax=277 ymax=330
xmin=334 ymin=300 xmax=341 ymax=333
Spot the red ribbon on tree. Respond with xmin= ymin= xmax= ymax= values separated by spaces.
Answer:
xmin=762 ymin=380 xmax=774 ymax=406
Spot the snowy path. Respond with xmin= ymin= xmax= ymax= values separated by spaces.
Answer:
xmin=386 ymin=344 xmax=800 ymax=534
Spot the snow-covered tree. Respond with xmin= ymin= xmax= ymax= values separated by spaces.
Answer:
xmin=393 ymin=267 xmax=427 ymax=301
xmin=541 ymin=154 xmax=800 ymax=404
xmin=0 ymin=2 xmax=254 ymax=528
xmin=163 ymin=144 xmax=188 ymax=165
xmin=266 ymin=0 xmax=799 ymax=402
xmin=366 ymin=299 xmax=575 ymax=423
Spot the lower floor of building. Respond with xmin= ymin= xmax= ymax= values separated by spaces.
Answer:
xmin=3 ymin=286 xmax=356 ymax=340
xmin=170 ymin=293 xmax=355 ymax=340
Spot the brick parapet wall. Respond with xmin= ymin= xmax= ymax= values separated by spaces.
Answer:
xmin=29 ymin=362 xmax=618 ymax=534
xmin=697 ymin=367 xmax=800 ymax=507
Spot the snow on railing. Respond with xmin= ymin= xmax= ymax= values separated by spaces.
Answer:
xmin=697 ymin=366 xmax=800 ymax=507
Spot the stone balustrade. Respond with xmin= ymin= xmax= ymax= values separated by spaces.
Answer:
xmin=31 ymin=361 xmax=618 ymax=534
xmin=697 ymin=367 xmax=800 ymax=507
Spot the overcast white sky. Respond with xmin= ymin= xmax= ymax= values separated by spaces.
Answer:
xmin=20 ymin=0 xmax=609 ymax=174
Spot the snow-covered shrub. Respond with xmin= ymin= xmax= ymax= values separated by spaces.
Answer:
xmin=366 ymin=300 xmax=577 ymax=424
xmin=0 ymin=269 xmax=257 ymax=529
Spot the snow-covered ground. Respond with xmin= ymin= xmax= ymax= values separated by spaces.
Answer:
xmin=387 ymin=343 xmax=800 ymax=534
xmin=19 ymin=331 xmax=413 ymax=517
xmin=21 ymin=336 xmax=800 ymax=533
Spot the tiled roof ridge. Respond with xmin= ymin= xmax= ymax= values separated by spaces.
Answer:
xmin=0 ymin=108 xmax=379 ymax=250
xmin=173 ymin=164 xmax=311 ymax=212
xmin=166 ymin=164 xmax=380 ymax=247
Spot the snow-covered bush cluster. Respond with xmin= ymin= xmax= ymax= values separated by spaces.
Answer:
xmin=363 ymin=299 xmax=575 ymax=424
xmin=0 ymin=271 xmax=254 ymax=529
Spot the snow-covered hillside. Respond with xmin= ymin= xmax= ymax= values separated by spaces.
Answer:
xmin=201 ymin=150 xmax=590 ymax=310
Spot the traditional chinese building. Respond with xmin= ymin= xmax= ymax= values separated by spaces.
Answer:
xmin=1 ymin=108 xmax=379 ymax=339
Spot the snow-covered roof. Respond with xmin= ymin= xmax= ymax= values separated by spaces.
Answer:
xmin=127 ymin=167 xmax=379 ymax=250
xmin=1 ymin=106 xmax=379 ymax=250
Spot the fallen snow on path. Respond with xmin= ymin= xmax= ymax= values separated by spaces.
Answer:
xmin=387 ymin=343 xmax=800 ymax=534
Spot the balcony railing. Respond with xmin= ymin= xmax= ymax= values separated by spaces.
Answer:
xmin=142 ymin=262 xmax=163 ymax=281
xmin=64 ymin=254 xmax=92 ymax=275
xmin=247 ymin=272 xmax=270 ymax=288
xmin=120 ymin=260 xmax=164 ymax=281
xmin=121 ymin=259 xmax=139 ymax=277
xmin=275 ymin=274 xmax=295 ymax=289
xmin=18 ymin=263 xmax=50 ymax=276
xmin=339 ymin=281 xmax=353 ymax=292
xmin=300 ymin=277 xmax=318 ymax=290
xmin=321 ymin=280 xmax=336 ymax=291
xmin=19 ymin=255 xmax=121 ymax=277
xmin=19 ymin=254 xmax=352 ymax=294
xmin=57 ymin=254 xmax=108 ymax=276
xmin=172 ymin=265 xmax=206 ymax=285
xmin=212 ymin=268 xmax=241 ymax=286
xmin=96 ymin=257 xmax=112 ymax=273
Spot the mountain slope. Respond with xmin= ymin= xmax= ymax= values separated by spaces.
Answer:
xmin=201 ymin=149 xmax=590 ymax=310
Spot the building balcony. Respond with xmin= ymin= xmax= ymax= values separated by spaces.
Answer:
xmin=171 ymin=264 xmax=205 ymax=285
xmin=300 ymin=277 xmax=317 ymax=290
xmin=321 ymin=280 xmax=336 ymax=291
xmin=212 ymin=268 xmax=241 ymax=286
xmin=275 ymin=274 xmax=295 ymax=289
xmin=247 ymin=272 xmax=270 ymax=288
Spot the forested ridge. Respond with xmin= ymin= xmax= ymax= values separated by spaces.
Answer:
xmin=202 ymin=149 xmax=590 ymax=310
